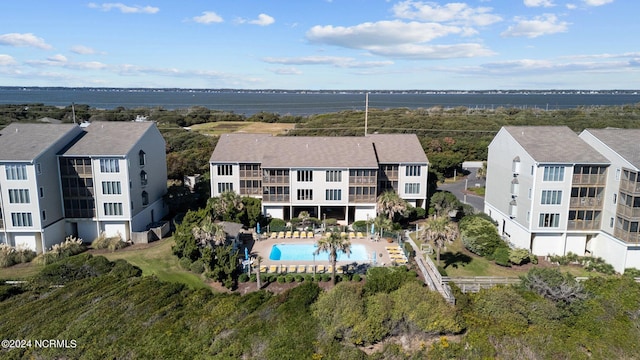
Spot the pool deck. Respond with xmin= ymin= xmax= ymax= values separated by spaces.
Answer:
xmin=248 ymin=234 xmax=406 ymax=274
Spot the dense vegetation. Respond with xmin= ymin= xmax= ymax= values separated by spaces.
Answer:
xmin=3 ymin=254 xmax=640 ymax=358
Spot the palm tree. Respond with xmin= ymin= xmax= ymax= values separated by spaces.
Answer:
xmin=376 ymin=190 xmax=408 ymax=221
xmin=314 ymin=232 xmax=351 ymax=285
xmin=192 ymin=217 xmax=227 ymax=246
xmin=209 ymin=190 xmax=244 ymax=220
xmin=255 ymin=255 xmax=263 ymax=290
xmin=373 ymin=215 xmax=392 ymax=240
xmin=420 ymin=216 xmax=458 ymax=265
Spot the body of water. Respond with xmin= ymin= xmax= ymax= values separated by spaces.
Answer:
xmin=1 ymin=87 xmax=639 ymax=116
xmin=269 ymin=243 xmax=369 ymax=262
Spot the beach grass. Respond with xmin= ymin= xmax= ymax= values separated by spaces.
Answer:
xmin=190 ymin=121 xmax=295 ymax=136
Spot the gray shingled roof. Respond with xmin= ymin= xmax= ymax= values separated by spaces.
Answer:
xmin=584 ymin=128 xmax=640 ymax=168
xmin=504 ymin=126 xmax=609 ymax=164
xmin=210 ymin=133 xmax=428 ymax=168
xmin=0 ymin=123 xmax=79 ymax=161
xmin=62 ymin=121 xmax=155 ymax=157
xmin=368 ymin=134 xmax=429 ymax=164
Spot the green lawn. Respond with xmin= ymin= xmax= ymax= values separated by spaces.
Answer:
xmin=1 ymin=238 xmax=209 ymax=289
xmin=412 ymin=231 xmax=593 ymax=278
xmin=97 ymin=237 xmax=209 ymax=289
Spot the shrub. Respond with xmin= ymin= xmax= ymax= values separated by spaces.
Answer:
xmin=624 ymin=268 xmax=640 ymax=278
xmin=109 ymin=259 xmax=142 ymax=278
xmin=509 ymin=248 xmax=532 ymax=266
xmin=178 ymin=257 xmax=192 ymax=270
xmin=493 ymin=247 xmax=511 ymax=267
xmin=459 ymin=215 xmax=505 ymax=257
xmin=321 ymin=274 xmax=331 ymax=282
xmin=92 ymin=233 xmax=129 ymax=252
xmin=295 ymin=275 xmax=304 ymax=282
xmin=277 ymin=275 xmax=286 ymax=283
xmin=14 ymin=246 xmax=36 ymax=264
xmin=304 ymin=274 xmax=314 ymax=282
xmin=189 ymin=259 xmax=205 ymax=274
xmin=285 ymin=274 xmax=295 ymax=283
xmin=352 ymin=220 xmax=367 ymax=232
xmin=364 ymin=267 xmax=417 ymax=294
xmin=249 ymin=274 xmax=257 ymax=282
xmin=269 ymin=218 xmax=287 ymax=232
xmin=33 ymin=236 xmax=86 ymax=265
xmin=520 ymin=268 xmax=587 ymax=304
xmin=238 ymin=273 xmax=249 ymax=282
xmin=0 ymin=244 xmax=16 ymax=268
xmin=352 ymin=274 xmax=362 ymax=282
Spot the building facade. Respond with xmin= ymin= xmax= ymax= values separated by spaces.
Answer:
xmin=485 ymin=125 xmax=640 ymax=272
xmin=209 ymin=133 xmax=429 ymax=224
xmin=0 ymin=121 xmax=168 ymax=253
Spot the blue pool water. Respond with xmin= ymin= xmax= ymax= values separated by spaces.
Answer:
xmin=269 ymin=243 xmax=369 ymax=261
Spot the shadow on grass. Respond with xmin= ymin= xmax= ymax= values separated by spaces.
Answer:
xmin=441 ymin=251 xmax=472 ymax=269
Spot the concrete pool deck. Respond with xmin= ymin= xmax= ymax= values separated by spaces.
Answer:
xmin=248 ymin=234 xmax=406 ymax=274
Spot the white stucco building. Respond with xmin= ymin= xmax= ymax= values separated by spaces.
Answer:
xmin=0 ymin=121 xmax=168 ymax=253
xmin=209 ymin=133 xmax=429 ymax=224
xmin=485 ymin=125 xmax=640 ymax=273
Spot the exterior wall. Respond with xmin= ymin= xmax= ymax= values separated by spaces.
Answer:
xmin=485 ymin=203 xmax=532 ymax=249
xmin=11 ymin=233 xmax=39 ymax=253
xmin=530 ymin=164 xmax=574 ymax=233
xmin=587 ymin=232 xmax=629 ymax=273
xmin=93 ymin=157 xmax=132 ymax=222
xmin=565 ymin=234 xmax=588 ymax=255
xmin=210 ymin=163 xmax=240 ymax=197
xmin=102 ymin=222 xmax=128 ymax=239
xmin=291 ymin=168 xmax=349 ymax=207
xmin=531 ymin=233 xmax=565 ymax=255
xmin=397 ymin=164 xmax=428 ymax=207
xmin=263 ymin=206 xmax=284 ymax=220
xmin=131 ymin=197 xmax=165 ymax=231
xmin=0 ymin=163 xmax=42 ymax=232
xmin=42 ymin=219 xmax=67 ymax=250
xmin=75 ymin=221 xmax=100 ymax=243
xmin=354 ymin=206 xmax=376 ymax=223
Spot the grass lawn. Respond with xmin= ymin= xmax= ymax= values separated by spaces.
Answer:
xmin=96 ymin=237 xmax=209 ymax=289
xmin=190 ymin=121 xmax=295 ymax=136
xmin=1 ymin=237 xmax=209 ymax=290
xmin=412 ymin=231 xmax=594 ymax=278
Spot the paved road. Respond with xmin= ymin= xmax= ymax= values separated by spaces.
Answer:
xmin=438 ymin=167 xmax=486 ymax=213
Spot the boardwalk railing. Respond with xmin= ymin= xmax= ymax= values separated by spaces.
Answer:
xmin=442 ymin=276 xmax=520 ymax=293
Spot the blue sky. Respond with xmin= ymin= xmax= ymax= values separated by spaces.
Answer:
xmin=0 ymin=0 xmax=636 ymax=89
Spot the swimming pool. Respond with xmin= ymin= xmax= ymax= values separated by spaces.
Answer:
xmin=269 ymin=243 xmax=370 ymax=261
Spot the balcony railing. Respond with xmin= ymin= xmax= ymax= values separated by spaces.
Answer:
xmin=620 ymin=181 xmax=640 ymax=194
xmin=567 ymin=219 xmax=601 ymax=230
xmin=614 ymin=229 xmax=640 ymax=244
xmin=262 ymin=195 xmax=290 ymax=203
xmin=617 ymin=206 xmax=640 ymax=218
xmin=0 ymin=219 xmax=3 ymax=228
xmin=569 ymin=197 xmax=603 ymax=208
xmin=572 ymin=173 xmax=606 ymax=185
xmin=240 ymin=188 xmax=262 ymax=195
xmin=349 ymin=195 xmax=376 ymax=203
xmin=262 ymin=176 xmax=289 ymax=184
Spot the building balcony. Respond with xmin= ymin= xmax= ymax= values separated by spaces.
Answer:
xmin=349 ymin=195 xmax=376 ymax=203
xmin=262 ymin=176 xmax=289 ymax=185
xmin=572 ymin=173 xmax=606 ymax=185
xmin=262 ymin=195 xmax=290 ymax=203
xmin=0 ymin=219 xmax=3 ymax=228
xmin=617 ymin=206 xmax=640 ymax=218
xmin=567 ymin=219 xmax=601 ymax=231
xmin=614 ymin=229 xmax=640 ymax=244
xmin=620 ymin=181 xmax=640 ymax=194
xmin=240 ymin=188 xmax=262 ymax=196
xmin=569 ymin=197 xmax=603 ymax=208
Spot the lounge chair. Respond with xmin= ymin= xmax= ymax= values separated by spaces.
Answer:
xmin=349 ymin=232 xmax=356 ymax=239
xmin=259 ymin=265 xmax=267 ymax=273
xmin=285 ymin=231 xmax=292 ymax=238
xmin=300 ymin=231 xmax=307 ymax=239
xmin=293 ymin=231 xmax=300 ymax=238
xmin=270 ymin=232 xmax=277 ymax=239
xmin=340 ymin=232 xmax=347 ymax=238
xmin=278 ymin=231 xmax=285 ymax=239
xmin=316 ymin=265 xmax=325 ymax=273
xmin=288 ymin=265 xmax=297 ymax=273
xmin=356 ymin=232 xmax=364 ymax=239
xmin=327 ymin=265 xmax=334 ymax=274
xmin=395 ymin=259 xmax=408 ymax=265
xmin=269 ymin=265 xmax=279 ymax=273
xmin=307 ymin=231 xmax=314 ymax=238
xmin=324 ymin=232 xmax=332 ymax=238
xmin=298 ymin=265 xmax=306 ymax=273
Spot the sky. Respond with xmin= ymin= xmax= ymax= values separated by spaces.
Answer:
xmin=0 ymin=0 xmax=637 ymax=90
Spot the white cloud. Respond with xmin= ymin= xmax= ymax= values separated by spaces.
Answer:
xmin=501 ymin=14 xmax=569 ymax=38
xmin=524 ymin=0 xmax=555 ymax=7
xmin=583 ymin=0 xmax=613 ymax=6
xmin=0 ymin=54 xmax=17 ymax=66
xmin=88 ymin=2 xmax=159 ymax=14
xmin=263 ymin=56 xmax=393 ymax=68
xmin=270 ymin=67 xmax=303 ymax=75
xmin=392 ymin=1 xmax=502 ymax=26
xmin=366 ymin=43 xmax=495 ymax=59
xmin=47 ymin=54 xmax=68 ymax=63
xmin=0 ymin=33 xmax=52 ymax=50
xmin=192 ymin=11 xmax=224 ymax=24
xmin=307 ymin=20 xmax=463 ymax=48
xmin=566 ymin=3 xmax=577 ymax=9
xmin=71 ymin=45 xmax=98 ymax=55
xmin=250 ymin=14 xmax=275 ymax=26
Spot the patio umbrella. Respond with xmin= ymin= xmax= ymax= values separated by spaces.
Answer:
xmin=245 ymin=247 xmax=249 ymax=260
xmin=257 ymin=223 xmax=261 ymax=234
xmin=373 ymin=251 xmax=376 ymax=264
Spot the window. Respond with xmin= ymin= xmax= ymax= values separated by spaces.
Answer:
xmin=140 ymin=171 xmax=148 ymax=187
xmin=326 ymin=189 xmax=342 ymax=201
xmin=39 ymin=187 xmax=44 ymax=198
xmin=406 ymin=165 xmax=421 ymax=176
xmin=512 ymin=157 xmax=521 ymax=174
xmin=543 ymin=166 xmax=564 ymax=181
xmin=139 ymin=150 xmax=146 ymax=166
xmin=297 ymin=170 xmax=313 ymax=182
xmin=100 ymin=159 xmax=120 ymax=173
xmin=405 ymin=183 xmax=420 ymax=194
xmin=217 ymin=182 xmax=233 ymax=193
xmin=539 ymin=213 xmax=560 ymax=227
xmin=217 ymin=164 xmax=232 ymax=176
xmin=613 ymin=193 xmax=617 ymax=204
xmin=42 ymin=210 xmax=46 ymax=221
xmin=541 ymin=190 xmax=562 ymax=205
xmin=510 ymin=178 xmax=519 ymax=195
xmin=8 ymin=189 xmax=30 ymax=203
xmin=142 ymin=191 xmax=149 ymax=206
xmin=5 ymin=164 xmax=27 ymax=180
xmin=36 ymin=163 xmax=42 ymax=175
xmin=11 ymin=213 xmax=32 ymax=227
xmin=103 ymin=202 xmax=123 ymax=216
xmin=326 ymin=170 xmax=342 ymax=182
xmin=616 ymin=168 xmax=621 ymax=181
xmin=610 ymin=217 xmax=614 ymax=227
xmin=297 ymin=189 xmax=313 ymax=200
xmin=102 ymin=181 xmax=122 ymax=195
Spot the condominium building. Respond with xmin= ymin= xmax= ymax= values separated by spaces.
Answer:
xmin=485 ymin=125 xmax=640 ymax=272
xmin=209 ymin=133 xmax=429 ymax=224
xmin=0 ymin=121 xmax=168 ymax=253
